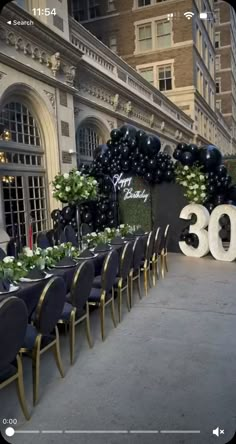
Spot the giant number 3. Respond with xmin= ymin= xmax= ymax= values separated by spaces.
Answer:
xmin=179 ymin=204 xmax=210 ymax=258
xmin=179 ymin=204 xmax=236 ymax=262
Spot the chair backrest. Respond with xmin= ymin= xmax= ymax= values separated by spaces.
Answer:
xmin=34 ymin=277 xmax=66 ymax=335
xmin=101 ymin=250 xmax=119 ymax=293
xmin=54 ymin=227 xmax=67 ymax=245
xmin=145 ymin=231 xmax=155 ymax=261
xmin=37 ymin=232 xmax=51 ymax=249
xmin=70 ymin=261 xmax=94 ymax=314
xmin=153 ymin=227 xmax=162 ymax=255
xmin=132 ymin=237 xmax=144 ymax=271
xmin=0 ymin=297 xmax=28 ymax=372
xmin=64 ymin=225 xmax=78 ymax=247
xmin=6 ymin=239 xmax=19 ymax=258
xmin=163 ymin=224 xmax=170 ymax=251
xmin=119 ymin=242 xmax=133 ymax=280
xmin=46 ymin=230 xmax=55 ymax=247
xmin=81 ymin=223 xmax=92 ymax=236
xmin=0 ymin=247 xmax=6 ymax=261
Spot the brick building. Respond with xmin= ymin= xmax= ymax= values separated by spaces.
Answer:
xmin=72 ymin=0 xmax=236 ymax=152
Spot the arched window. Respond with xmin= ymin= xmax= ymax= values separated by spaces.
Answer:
xmin=0 ymin=101 xmax=47 ymax=246
xmin=77 ymin=126 xmax=101 ymax=164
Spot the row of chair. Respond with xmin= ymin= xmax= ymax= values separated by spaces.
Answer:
xmin=0 ymin=224 xmax=170 ymax=421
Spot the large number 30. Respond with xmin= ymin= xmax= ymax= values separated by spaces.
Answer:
xmin=179 ymin=204 xmax=236 ymax=262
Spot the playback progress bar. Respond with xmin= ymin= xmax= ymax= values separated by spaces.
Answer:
xmin=5 ymin=428 xmax=201 ymax=437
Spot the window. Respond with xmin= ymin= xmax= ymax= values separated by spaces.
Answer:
xmin=138 ymin=0 xmax=151 ymax=5
xmin=137 ymin=24 xmax=152 ymax=51
xmin=71 ymin=0 xmax=87 ymax=21
xmin=139 ymin=67 xmax=154 ymax=84
xmin=77 ymin=127 xmax=101 ymax=163
xmin=216 ymin=79 xmax=221 ymax=93
xmin=216 ymin=55 xmax=221 ymax=71
xmin=204 ymin=80 xmax=208 ymax=100
xmin=156 ymin=21 xmax=171 ymax=48
xmin=215 ymin=32 xmax=220 ymax=48
xmin=108 ymin=0 xmax=116 ymax=11
xmin=88 ymin=0 xmax=100 ymax=19
xmin=203 ymin=42 xmax=207 ymax=63
xmin=216 ymin=100 xmax=221 ymax=111
xmin=158 ymin=65 xmax=172 ymax=91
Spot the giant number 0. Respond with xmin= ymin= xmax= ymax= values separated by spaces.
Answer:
xmin=179 ymin=204 xmax=236 ymax=262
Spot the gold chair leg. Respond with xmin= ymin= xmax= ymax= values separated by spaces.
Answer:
xmin=85 ymin=303 xmax=93 ymax=348
xmin=148 ymin=266 xmax=152 ymax=288
xmin=164 ymin=253 xmax=168 ymax=272
xmin=156 ymin=258 xmax=160 ymax=281
xmin=137 ymin=272 xmax=142 ymax=299
xmin=129 ymin=271 xmax=133 ymax=308
xmin=69 ymin=310 xmax=76 ymax=365
xmin=32 ymin=334 xmax=42 ymax=406
xmin=118 ymin=287 xmax=122 ymax=323
xmin=110 ymin=291 xmax=117 ymax=328
xmin=53 ymin=326 xmax=64 ymax=378
xmin=143 ymin=267 xmax=148 ymax=297
xmin=126 ymin=280 xmax=131 ymax=312
xmin=152 ymin=258 xmax=156 ymax=287
xmin=100 ymin=292 xmax=106 ymax=341
xmin=16 ymin=355 xmax=30 ymax=420
xmin=161 ymin=253 xmax=165 ymax=278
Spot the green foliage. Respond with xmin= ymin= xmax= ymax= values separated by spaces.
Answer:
xmin=52 ymin=169 xmax=98 ymax=204
xmin=175 ymin=164 xmax=208 ymax=204
xmin=118 ymin=176 xmax=151 ymax=231
xmin=224 ymin=159 xmax=236 ymax=185
xmin=84 ymin=224 xmax=140 ymax=247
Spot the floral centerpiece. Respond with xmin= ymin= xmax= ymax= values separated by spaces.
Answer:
xmin=52 ymin=170 xmax=98 ymax=205
xmin=19 ymin=243 xmax=80 ymax=270
xmin=175 ymin=164 xmax=208 ymax=204
xmin=0 ymin=256 xmax=27 ymax=282
xmin=83 ymin=224 xmax=142 ymax=247
xmin=116 ymin=224 xmax=140 ymax=237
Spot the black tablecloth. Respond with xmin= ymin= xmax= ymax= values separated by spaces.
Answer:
xmin=7 ymin=244 xmax=124 ymax=316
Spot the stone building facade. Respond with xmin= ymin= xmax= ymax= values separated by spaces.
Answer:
xmin=0 ymin=1 xmax=194 ymax=246
xmin=75 ymin=0 xmax=235 ymax=153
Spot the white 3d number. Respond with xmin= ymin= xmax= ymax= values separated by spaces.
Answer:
xmin=179 ymin=204 xmax=210 ymax=257
xmin=208 ymin=205 xmax=236 ymax=261
xmin=179 ymin=204 xmax=236 ymax=262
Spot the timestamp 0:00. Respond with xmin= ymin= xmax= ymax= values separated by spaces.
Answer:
xmin=2 ymin=419 xmax=17 ymax=425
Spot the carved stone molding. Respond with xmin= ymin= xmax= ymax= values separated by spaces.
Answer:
xmin=150 ymin=114 xmax=154 ymax=128
xmin=124 ymin=101 xmax=132 ymax=116
xmin=44 ymin=90 xmax=55 ymax=109
xmin=0 ymin=71 xmax=7 ymax=81
xmin=108 ymin=120 xmax=115 ymax=129
xmin=74 ymin=107 xmax=81 ymax=116
xmin=112 ymin=94 xmax=120 ymax=111
xmin=64 ymin=65 xmax=76 ymax=86
xmin=50 ymin=52 xmax=61 ymax=77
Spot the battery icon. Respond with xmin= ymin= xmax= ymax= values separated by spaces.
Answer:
xmin=200 ymin=12 xmax=208 ymax=19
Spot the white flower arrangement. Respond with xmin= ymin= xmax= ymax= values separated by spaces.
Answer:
xmin=52 ymin=169 xmax=98 ymax=204
xmin=3 ymin=256 xmax=15 ymax=264
xmin=175 ymin=164 xmax=208 ymax=204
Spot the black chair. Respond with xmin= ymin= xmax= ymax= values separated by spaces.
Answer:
xmin=88 ymin=250 xmax=118 ymax=341
xmin=36 ymin=232 xmax=51 ymax=249
xmin=114 ymin=242 xmax=133 ymax=322
xmin=20 ymin=277 xmax=66 ymax=405
xmin=46 ymin=229 xmax=55 ymax=247
xmin=161 ymin=224 xmax=171 ymax=278
xmin=64 ymin=225 xmax=78 ymax=247
xmin=141 ymin=231 xmax=155 ymax=296
xmin=0 ymin=247 xmax=6 ymax=260
xmin=54 ymin=227 xmax=67 ymax=245
xmin=128 ymin=237 xmax=144 ymax=307
xmin=0 ymin=297 xmax=30 ymax=420
xmin=6 ymin=239 xmax=20 ymax=258
xmin=81 ymin=223 xmax=92 ymax=237
xmin=58 ymin=261 xmax=94 ymax=365
xmin=151 ymin=227 xmax=162 ymax=285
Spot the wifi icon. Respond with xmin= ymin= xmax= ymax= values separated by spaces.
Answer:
xmin=184 ymin=11 xmax=194 ymax=19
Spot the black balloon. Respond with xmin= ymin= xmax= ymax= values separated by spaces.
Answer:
xmin=144 ymin=172 xmax=153 ymax=183
xmin=106 ymin=139 xmax=113 ymax=148
xmin=199 ymin=145 xmax=222 ymax=171
xmin=173 ymin=148 xmax=182 ymax=161
xmin=180 ymin=151 xmax=195 ymax=166
xmin=61 ymin=206 xmax=75 ymax=222
xmin=120 ymin=125 xmax=137 ymax=141
xmin=51 ymin=209 xmax=61 ymax=222
xmin=148 ymin=158 xmax=158 ymax=170
xmin=216 ymin=164 xmax=227 ymax=177
xmin=120 ymin=146 xmax=130 ymax=159
xmin=165 ymin=169 xmax=174 ymax=182
xmin=121 ymin=160 xmax=130 ymax=172
xmin=110 ymin=128 xmax=122 ymax=142
xmin=176 ymin=142 xmax=188 ymax=151
xmin=188 ymin=144 xmax=199 ymax=162
xmin=214 ymin=194 xmax=225 ymax=205
xmin=83 ymin=212 xmax=92 ymax=223
xmin=140 ymin=134 xmax=161 ymax=155
xmin=205 ymin=202 xmax=215 ymax=213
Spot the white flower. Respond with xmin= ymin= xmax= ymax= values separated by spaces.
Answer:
xmin=24 ymin=248 xmax=33 ymax=257
xmin=46 ymin=247 xmax=53 ymax=252
xmin=53 ymin=246 xmax=58 ymax=249
xmin=56 ymin=184 xmax=61 ymax=190
xmin=75 ymin=171 xmax=81 ymax=176
xmin=17 ymin=261 xmax=22 ymax=267
xmin=60 ymin=243 xmax=65 ymax=247
xmin=92 ymin=180 xmax=97 ymax=185
xmin=200 ymin=175 xmax=205 ymax=181
xmin=65 ymin=186 xmax=71 ymax=192
xmin=182 ymin=181 xmax=187 ymax=186
xmin=71 ymin=247 xmax=75 ymax=252
xmin=194 ymin=197 xmax=198 ymax=201
xmin=35 ymin=248 xmax=41 ymax=256
xmin=201 ymin=185 xmax=206 ymax=190
xmin=91 ymin=232 xmax=97 ymax=237
xmin=106 ymin=228 xmax=111 ymax=233
xmin=191 ymin=173 xmax=196 ymax=178
xmin=119 ymin=224 xmax=125 ymax=229
xmin=59 ymin=193 xmax=63 ymax=198
xmin=186 ymin=175 xmax=191 ymax=179
xmin=3 ymin=256 xmax=14 ymax=264
xmin=201 ymin=192 xmax=206 ymax=198
xmin=193 ymin=190 xmax=197 ymax=195
xmin=184 ymin=166 xmax=189 ymax=170
xmin=63 ymin=173 xmax=69 ymax=179
xmin=194 ymin=184 xmax=199 ymax=189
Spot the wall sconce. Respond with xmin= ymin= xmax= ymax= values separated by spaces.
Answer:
xmin=0 ymin=123 xmax=11 ymax=141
